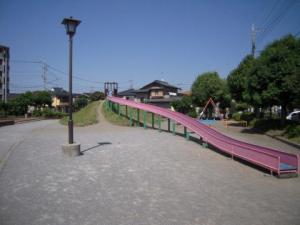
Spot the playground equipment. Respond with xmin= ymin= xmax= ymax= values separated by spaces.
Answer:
xmin=198 ymin=98 xmax=219 ymax=126
xmin=199 ymin=98 xmax=219 ymax=119
xmin=107 ymin=96 xmax=299 ymax=177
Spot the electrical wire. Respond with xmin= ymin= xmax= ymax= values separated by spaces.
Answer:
xmin=257 ymin=0 xmax=296 ymax=43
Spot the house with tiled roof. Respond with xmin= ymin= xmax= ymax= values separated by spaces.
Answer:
xmin=118 ymin=80 xmax=181 ymax=108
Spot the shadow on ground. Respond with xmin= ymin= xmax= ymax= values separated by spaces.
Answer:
xmin=81 ymin=142 xmax=112 ymax=154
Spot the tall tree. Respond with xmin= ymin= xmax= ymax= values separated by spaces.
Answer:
xmin=227 ymin=55 xmax=255 ymax=102
xmin=32 ymin=91 xmax=52 ymax=108
xmin=8 ymin=92 xmax=34 ymax=115
xmin=192 ymin=72 xmax=230 ymax=107
xmin=246 ymin=34 xmax=300 ymax=119
xmin=89 ymin=91 xmax=105 ymax=101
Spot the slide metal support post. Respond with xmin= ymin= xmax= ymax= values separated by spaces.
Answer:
xmin=137 ymin=109 xmax=140 ymax=127
xmin=186 ymin=131 xmax=190 ymax=141
xmin=118 ymin=104 xmax=120 ymax=116
xmin=172 ymin=120 xmax=176 ymax=135
xmin=129 ymin=108 xmax=133 ymax=126
xmin=184 ymin=127 xmax=190 ymax=140
xmin=152 ymin=113 xmax=154 ymax=128
xmin=168 ymin=119 xmax=170 ymax=132
xmin=143 ymin=111 xmax=147 ymax=129
xmin=158 ymin=116 xmax=161 ymax=132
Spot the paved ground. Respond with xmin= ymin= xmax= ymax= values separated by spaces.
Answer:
xmin=0 ymin=108 xmax=300 ymax=225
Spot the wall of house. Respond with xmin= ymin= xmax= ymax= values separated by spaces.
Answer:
xmin=148 ymin=101 xmax=171 ymax=109
xmin=163 ymin=87 xmax=178 ymax=95
xmin=150 ymin=90 xmax=164 ymax=98
xmin=52 ymin=97 xmax=61 ymax=108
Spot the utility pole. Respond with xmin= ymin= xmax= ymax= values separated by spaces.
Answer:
xmin=42 ymin=63 xmax=48 ymax=90
xmin=251 ymin=24 xmax=257 ymax=57
xmin=251 ymin=24 xmax=263 ymax=57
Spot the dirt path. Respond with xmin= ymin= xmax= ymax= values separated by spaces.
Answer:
xmin=92 ymin=100 xmax=128 ymax=132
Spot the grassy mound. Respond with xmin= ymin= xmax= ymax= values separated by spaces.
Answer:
xmin=60 ymin=101 xmax=99 ymax=126
xmin=102 ymin=101 xmax=168 ymax=127
xmin=101 ymin=102 xmax=129 ymax=126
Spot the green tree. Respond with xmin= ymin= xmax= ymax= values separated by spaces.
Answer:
xmin=0 ymin=101 xmax=9 ymax=116
xmin=74 ymin=96 xmax=88 ymax=111
xmin=32 ymin=91 xmax=52 ymax=108
xmin=8 ymin=92 xmax=34 ymax=115
xmin=171 ymin=96 xmax=193 ymax=114
xmin=89 ymin=91 xmax=105 ymax=101
xmin=227 ymin=55 xmax=255 ymax=102
xmin=246 ymin=34 xmax=300 ymax=119
xmin=191 ymin=72 xmax=230 ymax=110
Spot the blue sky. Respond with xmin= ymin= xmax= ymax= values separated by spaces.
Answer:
xmin=1 ymin=0 xmax=299 ymax=93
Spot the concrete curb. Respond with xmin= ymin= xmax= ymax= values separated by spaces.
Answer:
xmin=266 ymin=134 xmax=300 ymax=150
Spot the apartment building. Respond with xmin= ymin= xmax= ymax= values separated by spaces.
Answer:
xmin=0 ymin=45 xmax=10 ymax=102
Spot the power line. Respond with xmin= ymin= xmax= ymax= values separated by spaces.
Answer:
xmin=258 ymin=0 xmax=281 ymax=29
xmin=11 ymin=60 xmax=42 ymax=64
xmin=11 ymin=59 xmax=106 ymax=85
xmin=257 ymin=0 xmax=296 ymax=44
xmin=10 ymin=84 xmax=45 ymax=89
xmin=47 ymin=65 xmax=105 ymax=84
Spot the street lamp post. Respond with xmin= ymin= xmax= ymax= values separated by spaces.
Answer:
xmin=61 ymin=17 xmax=81 ymax=156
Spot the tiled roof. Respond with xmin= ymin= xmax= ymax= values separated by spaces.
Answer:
xmin=118 ymin=88 xmax=136 ymax=96
xmin=140 ymin=80 xmax=180 ymax=90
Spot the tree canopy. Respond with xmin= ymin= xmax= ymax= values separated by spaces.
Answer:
xmin=227 ymin=55 xmax=255 ymax=102
xmin=89 ymin=91 xmax=105 ymax=101
xmin=245 ymin=35 xmax=300 ymax=117
xmin=191 ymin=72 xmax=230 ymax=109
xmin=32 ymin=91 xmax=52 ymax=108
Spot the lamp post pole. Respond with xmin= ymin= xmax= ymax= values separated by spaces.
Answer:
xmin=61 ymin=17 xmax=81 ymax=156
xmin=68 ymin=33 xmax=73 ymax=144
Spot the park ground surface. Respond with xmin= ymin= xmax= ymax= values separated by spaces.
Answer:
xmin=0 ymin=105 xmax=300 ymax=225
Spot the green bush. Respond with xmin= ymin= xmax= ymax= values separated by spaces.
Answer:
xmin=188 ymin=110 xmax=198 ymax=118
xmin=240 ymin=112 xmax=255 ymax=123
xmin=232 ymin=112 xmax=241 ymax=121
xmin=33 ymin=108 xmax=67 ymax=118
xmin=74 ymin=96 xmax=88 ymax=111
xmin=42 ymin=108 xmax=66 ymax=118
xmin=89 ymin=91 xmax=105 ymax=101
xmin=236 ymin=103 xmax=249 ymax=111
xmin=171 ymin=96 xmax=193 ymax=115
xmin=251 ymin=119 xmax=283 ymax=132
xmin=249 ymin=118 xmax=257 ymax=127
xmin=32 ymin=110 xmax=43 ymax=117
xmin=250 ymin=118 xmax=298 ymax=133
xmin=284 ymin=124 xmax=300 ymax=138
xmin=0 ymin=101 xmax=8 ymax=117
